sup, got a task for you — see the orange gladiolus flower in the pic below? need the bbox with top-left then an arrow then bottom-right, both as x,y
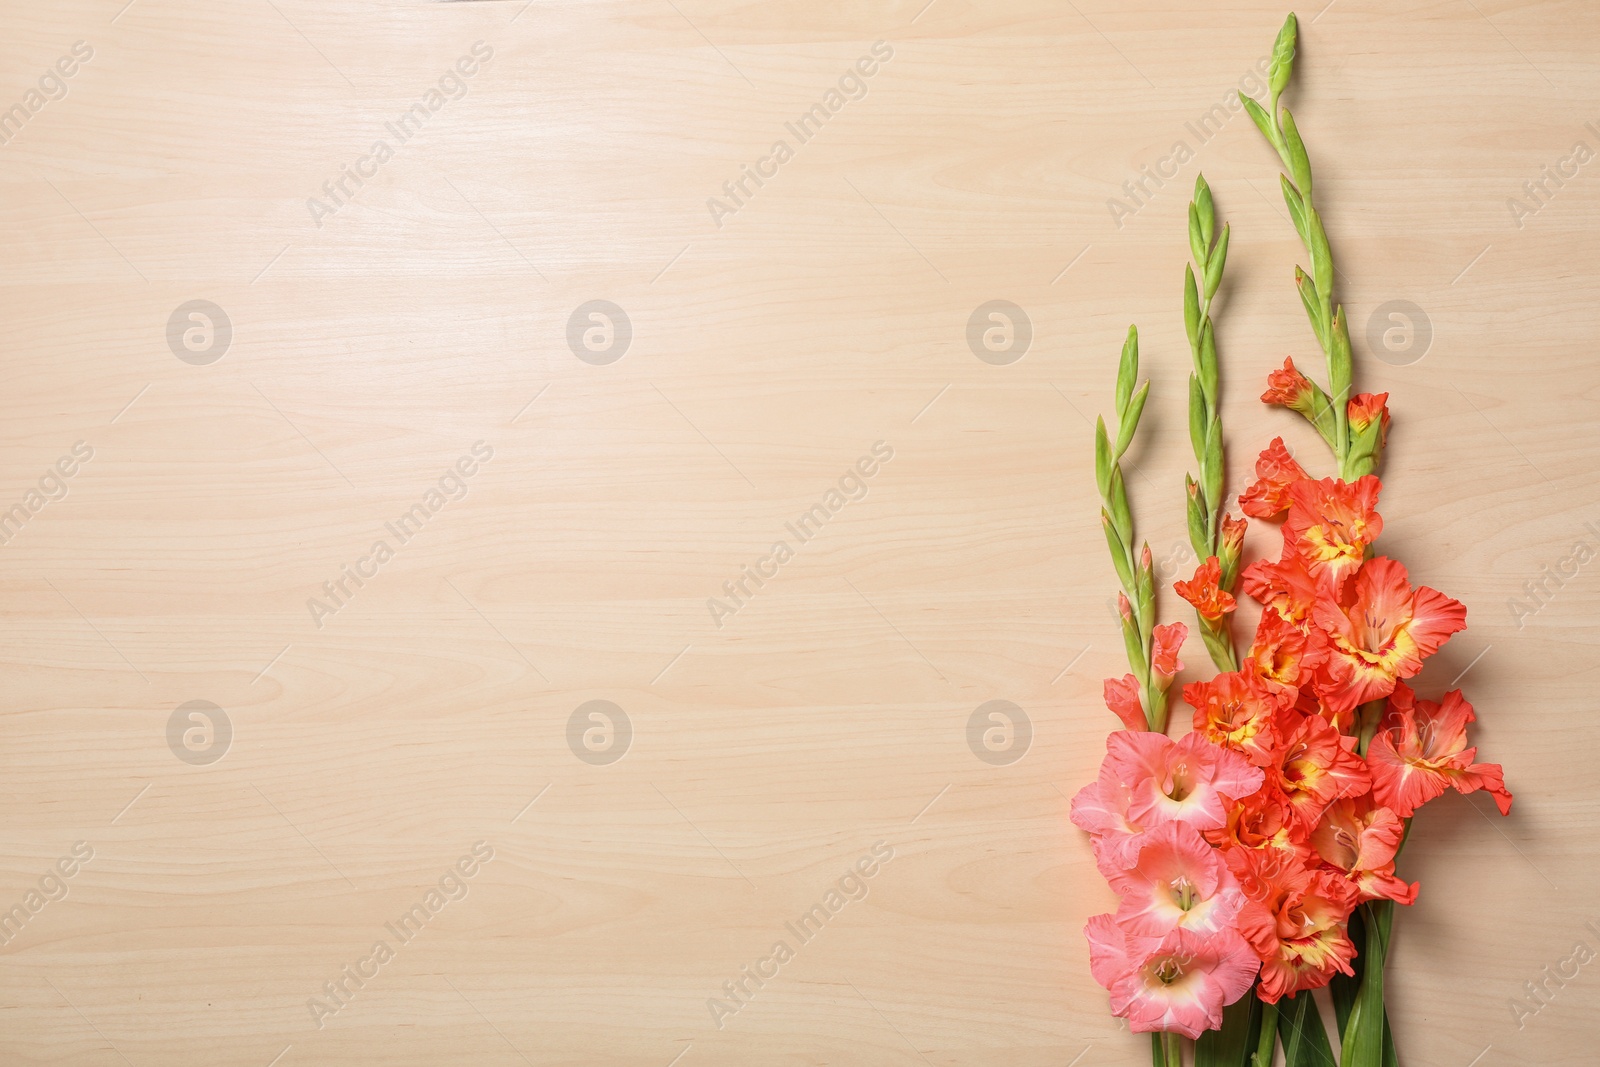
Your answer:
1310,795 -> 1418,905
1260,357 -> 1315,412
1104,674 -> 1147,733
1185,671 -> 1290,767
1263,713 -> 1371,830
1229,849 -> 1358,1003
1348,392 -> 1390,439
1282,475 -> 1383,595
1246,610 -> 1327,699
1204,787 -> 1312,867
1313,557 -> 1467,713
1239,438 -> 1309,519
1241,553 -> 1321,628
1368,684 -> 1513,817
1175,557 -> 1235,624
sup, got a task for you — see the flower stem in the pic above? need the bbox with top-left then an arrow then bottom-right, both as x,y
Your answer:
1253,1000 -> 1278,1067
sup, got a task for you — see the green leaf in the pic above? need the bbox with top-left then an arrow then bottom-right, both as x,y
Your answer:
1195,994 -> 1262,1067
1202,417 -> 1223,514
1094,416 -> 1113,499
1184,264 -> 1201,350
1280,174 -> 1308,246
1307,206 -> 1333,310
1102,510 -> 1134,591
1189,201 -> 1206,269
1119,590 -> 1146,676
1242,95 -> 1277,150
1295,265 -> 1327,348
1278,991 -> 1335,1067
1186,476 -> 1208,560
1198,320 -> 1219,409
1109,466 -> 1133,547
1204,223 -> 1230,300
1195,173 -> 1216,247
1117,325 -> 1139,415
1116,381 -> 1150,458
1342,901 -> 1394,1067
1329,306 -> 1353,405
1280,107 -> 1314,200
1188,373 -> 1206,465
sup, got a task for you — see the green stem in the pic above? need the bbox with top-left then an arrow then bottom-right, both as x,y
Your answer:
1253,1000 -> 1278,1067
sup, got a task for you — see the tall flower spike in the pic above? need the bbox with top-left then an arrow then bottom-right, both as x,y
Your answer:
1243,12 -> 1363,477
1095,325 -> 1178,732
1182,174 -> 1242,671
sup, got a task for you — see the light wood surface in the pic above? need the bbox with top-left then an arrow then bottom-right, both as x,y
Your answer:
2,0 -> 1597,1063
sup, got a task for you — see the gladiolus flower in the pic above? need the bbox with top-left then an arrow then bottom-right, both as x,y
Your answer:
1239,437 -> 1309,519
1152,622 -> 1187,689
1241,552 -> 1321,627
1103,730 -> 1266,833
1204,787 -> 1311,867
1246,610 -> 1327,699
1313,557 -> 1467,712
1263,713 -> 1371,830
1231,849 -> 1358,1003
1368,685 -> 1512,817
1282,475 -> 1383,595
1104,674 -> 1147,732
1071,731 -> 1263,876
1348,392 -> 1390,439
1184,671 -> 1290,766
1175,557 -> 1235,625
1110,822 -> 1248,938
1085,918 -> 1259,1039
1310,795 -> 1418,905
1261,357 -> 1315,413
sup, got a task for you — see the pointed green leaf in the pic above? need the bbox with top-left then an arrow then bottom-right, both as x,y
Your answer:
1242,95 -> 1277,150
1116,381 -> 1150,458
1094,416 -> 1113,499
1280,107 -> 1313,200
1184,264 -> 1201,350
1188,373 -> 1206,465
1308,206 -> 1333,309
1186,476 -> 1208,560
1189,201 -> 1206,269
1198,319 -> 1219,409
1280,173 -> 1308,245
1102,510 -> 1134,591
1203,418 -> 1224,513
1195,993 -> 1262,1067
1279,990 -> 1335,1067
1117,325 -> 1139,415
1204,223 -> 1230,299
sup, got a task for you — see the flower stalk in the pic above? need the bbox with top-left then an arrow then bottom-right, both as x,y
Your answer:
1095,326 -> 1172,732
1183,173 -> 1242,672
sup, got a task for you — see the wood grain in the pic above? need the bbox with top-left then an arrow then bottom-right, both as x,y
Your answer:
1,0 -> 1597,1063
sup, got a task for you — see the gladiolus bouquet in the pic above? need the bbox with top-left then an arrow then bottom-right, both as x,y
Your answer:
1072,14 -> 1511,1067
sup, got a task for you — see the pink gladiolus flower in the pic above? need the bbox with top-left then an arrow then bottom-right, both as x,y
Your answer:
1085,917 -> 1259,1039
1110,822 -> 1247,938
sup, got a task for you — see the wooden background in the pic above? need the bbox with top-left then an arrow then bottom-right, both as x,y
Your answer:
2,0 -> 1596,1063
